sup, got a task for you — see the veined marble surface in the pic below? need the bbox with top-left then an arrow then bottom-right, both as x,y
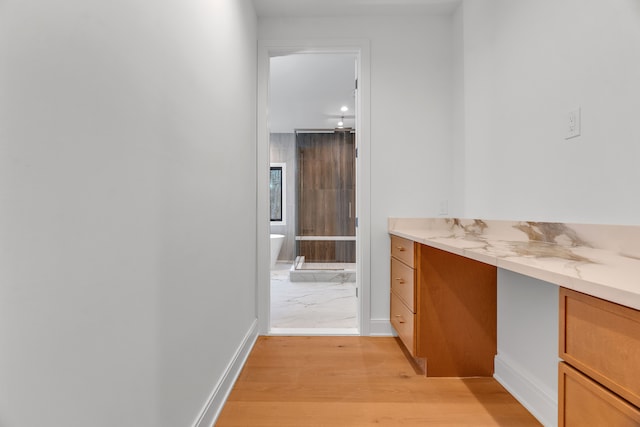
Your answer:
389,218 -> 640,310
271,263 -> 357,329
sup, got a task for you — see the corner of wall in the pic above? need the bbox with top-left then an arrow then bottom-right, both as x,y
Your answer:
369,319 -> 395,336
494,354 -> 558,427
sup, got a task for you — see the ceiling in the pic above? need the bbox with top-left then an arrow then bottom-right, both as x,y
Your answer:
269,53 -> 357,133
253,0 -> 461,17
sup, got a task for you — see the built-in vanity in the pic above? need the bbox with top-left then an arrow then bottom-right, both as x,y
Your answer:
389,218 -> 640,427
390,234 -> 497,377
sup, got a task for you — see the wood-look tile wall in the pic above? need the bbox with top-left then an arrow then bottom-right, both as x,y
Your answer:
296,132 -> 356,263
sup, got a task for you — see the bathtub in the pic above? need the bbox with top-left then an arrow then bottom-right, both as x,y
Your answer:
270,234 -> 285,269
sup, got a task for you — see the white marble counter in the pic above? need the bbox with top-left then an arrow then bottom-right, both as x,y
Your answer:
389,218 -> 640,311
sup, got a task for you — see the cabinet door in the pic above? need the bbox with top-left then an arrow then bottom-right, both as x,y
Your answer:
390,293 -> 415,356
559,362 -> 640,427
560,288 -> 640,408
390,235 -> 414,267
391,257 -> 415,311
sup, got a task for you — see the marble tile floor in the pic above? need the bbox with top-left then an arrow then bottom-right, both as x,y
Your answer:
270,262 -> 358,332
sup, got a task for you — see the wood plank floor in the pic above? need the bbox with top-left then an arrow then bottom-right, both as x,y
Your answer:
216,336 -> 542,426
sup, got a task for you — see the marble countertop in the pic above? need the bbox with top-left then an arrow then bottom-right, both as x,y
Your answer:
388,218 -> 640,310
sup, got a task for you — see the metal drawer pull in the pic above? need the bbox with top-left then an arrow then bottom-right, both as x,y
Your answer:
396,246 -> 405,251
395,315 -> 406,324
394,277 -> 405,283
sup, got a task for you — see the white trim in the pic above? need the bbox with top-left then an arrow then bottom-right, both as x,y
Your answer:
257,39 -> 372,336
269,327 -> 359,336
368,319 -> 395,336
192,319 -> 259,427
257,41 -> 272,335
494,354 -> 558,427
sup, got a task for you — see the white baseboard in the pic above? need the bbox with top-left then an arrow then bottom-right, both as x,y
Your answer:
494,354 -> 557,427
369,318 -> 395,336
192,319 -> 258,427
269,327 -> 358,336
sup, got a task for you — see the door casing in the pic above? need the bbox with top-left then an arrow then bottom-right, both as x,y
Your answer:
256,39 -> 371,335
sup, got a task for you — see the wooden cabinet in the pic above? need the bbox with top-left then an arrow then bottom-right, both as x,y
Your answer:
389,235 -> 497,377
390,235 -> 418,357
418,245 -> 497,377
559,362 -> 640,426
391,235 -> 415,267
391,257 -> 415,311
559,287 -> 640,426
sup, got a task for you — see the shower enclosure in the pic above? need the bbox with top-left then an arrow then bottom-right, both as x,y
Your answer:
292,130 -> 356,278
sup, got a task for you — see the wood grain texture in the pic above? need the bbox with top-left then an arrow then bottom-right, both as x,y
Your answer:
390,257 -> 415,311
216,336 -> 541,426
298,240 -> 355,263
390,235 -> 416,267
296,132 -> 355,262
390,236 -> 418,358
390,293 -> 416,355
418,245 -> 497,377
559,362 -> 640,427
560,287 -> 640,409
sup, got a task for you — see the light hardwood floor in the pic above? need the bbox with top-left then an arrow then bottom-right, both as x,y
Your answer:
216,336 -> 542,426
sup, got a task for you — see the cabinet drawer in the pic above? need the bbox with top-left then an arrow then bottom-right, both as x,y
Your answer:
390,257 -> 415,311
390,293 -> 415,356
560,287 -> 640,408
559,362 -> 640,427
390,235 -> 415,267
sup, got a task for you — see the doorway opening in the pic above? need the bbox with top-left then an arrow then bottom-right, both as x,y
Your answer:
257,40 -> 371,336
268,52 -> 358,334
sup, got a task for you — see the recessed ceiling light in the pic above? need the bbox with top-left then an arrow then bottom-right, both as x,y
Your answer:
340,106 -> 349,112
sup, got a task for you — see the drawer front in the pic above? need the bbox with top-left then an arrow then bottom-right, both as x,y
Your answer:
559,362 -> 640,427
560,288 -> 640,408
390,235 -> 415,267
390,293 -> 415,356
390,257 -> 415,312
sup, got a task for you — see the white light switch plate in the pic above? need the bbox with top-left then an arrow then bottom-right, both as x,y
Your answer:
439,200 -> 448,216
566,108 -> 581,139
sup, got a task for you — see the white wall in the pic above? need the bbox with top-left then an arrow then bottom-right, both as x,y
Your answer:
496,271 -> 559,426
459,0 -> 640,224
0,1 -> 257,426
451,5 -> 466,216
259,14 -> 454,325
455,3 -> 640,425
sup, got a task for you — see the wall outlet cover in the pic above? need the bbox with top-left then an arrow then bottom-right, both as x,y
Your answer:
439,200 -> 448,216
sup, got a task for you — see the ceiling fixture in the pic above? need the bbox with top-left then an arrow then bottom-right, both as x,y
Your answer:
340,106 -> 349,112
338,117 -> 344,127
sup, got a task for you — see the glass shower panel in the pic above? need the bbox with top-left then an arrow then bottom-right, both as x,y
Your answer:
295,131 -> 356,270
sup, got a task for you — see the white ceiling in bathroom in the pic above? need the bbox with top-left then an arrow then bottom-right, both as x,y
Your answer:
269,53 -> 357,133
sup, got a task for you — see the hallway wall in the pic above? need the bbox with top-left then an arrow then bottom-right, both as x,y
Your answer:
457,0 -> 640,225
0,1 -> 257,426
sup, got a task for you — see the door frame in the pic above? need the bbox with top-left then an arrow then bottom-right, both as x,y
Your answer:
256,39 -> 371,335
